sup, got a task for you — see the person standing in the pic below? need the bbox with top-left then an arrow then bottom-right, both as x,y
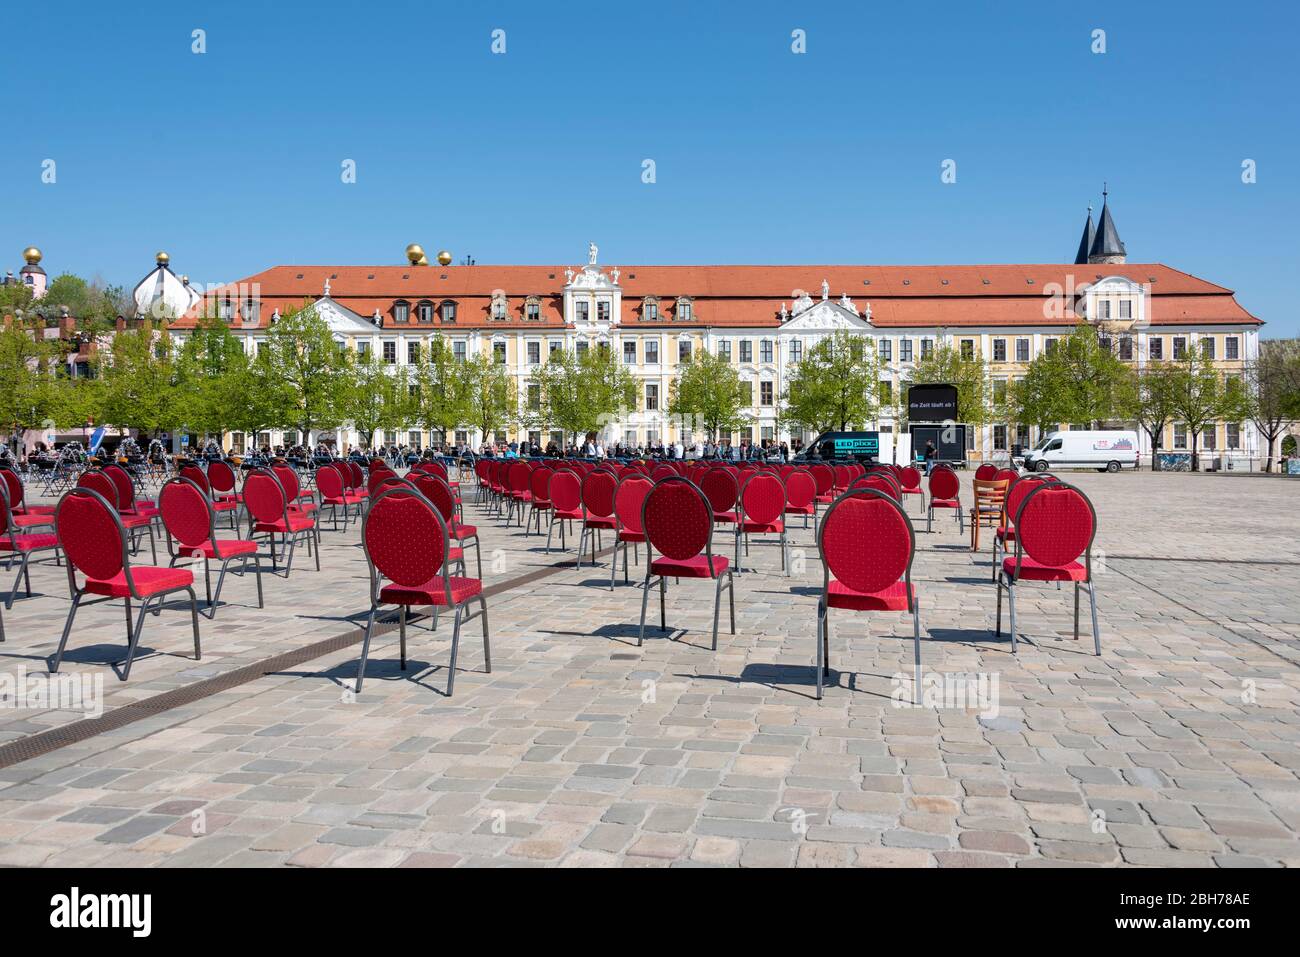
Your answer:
923,440 -> 938,475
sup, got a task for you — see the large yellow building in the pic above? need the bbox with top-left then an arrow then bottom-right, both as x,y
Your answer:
169,199 -> 1263,461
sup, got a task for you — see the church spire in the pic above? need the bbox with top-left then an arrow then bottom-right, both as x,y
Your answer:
1074,204 -> 1096,264
1088,184 -> 1126,264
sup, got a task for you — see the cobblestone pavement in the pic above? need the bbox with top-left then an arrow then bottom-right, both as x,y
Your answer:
0,471 -> 1297,868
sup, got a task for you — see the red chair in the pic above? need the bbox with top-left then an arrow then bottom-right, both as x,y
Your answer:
815,488 -> 922,700
0,468 -> 54,527
991,474 -> 1052,581
159,477 -> 263,618
650,465 -> 677,482
545,469 -> 583,553
898,465 -> 924,512
243,468 -> 319,576
410,472 -> 477,577
809,464 -> 835,509
103,463 -> 157,517
926,465 -> 963,533
576,469 -> 617,569
974,463 -> 998,481
996,482 -> 1100,655
367,465 -> 397,498
526,467 -> 552,536
51,487 -> 201,681
77,470 -> 158,563
852,472 -> 900,499
0,479 -> 60,610
831,464 -> 854,494
344,461 -> 368,500
638,477 -> 735,648
610,474 -> 653,589
208,459 -> 242,504
783,468 -> 816,528
735,472 -> 789,575
504,460 -> 532,527
272,464 -> 317,514
315,464 -> 365,531
356,486 -> 490,695
699,468 -> 739,530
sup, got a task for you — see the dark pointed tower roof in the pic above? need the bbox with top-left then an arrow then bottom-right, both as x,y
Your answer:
1074,206 -> 1095,264
1088,185 -> 1126,261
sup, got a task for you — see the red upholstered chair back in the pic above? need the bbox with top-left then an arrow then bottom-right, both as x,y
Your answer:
1004,475 -> 1049,526
316,464 -> 345,501
367,467 -> 395,496
739,473 -> 786,526
650,465 -> 677,482
243,469 -> 287,524
411,473 -> 457,524
77,470 -> 121,509
1015,483 -> 1095,569
613,475 -> 653,535
159,478 -> 215,550
208,460 -> 238,495
529,467 -> 552,506
899,465 -> 922,490
102,464 -> 136,511
809,464 -> 833,496
343,461 -> 363,490
364,488 -> 449,589
581,470 -> 617,519
928,466 -> 960,501
853,473 -> 900,499
180,464 -> 211,496
831,464 -> 853,491
0,468 -> 25,512
975,463 -> 998,481
0,480 -> 14,533
549,469 -> 582,512
369,457 -> 386,471
272,465 -> 301,501
642,478 -> 714,565
699,468 -> 739,514
994,468 -> 1019,487
56,488 -> 128,583
785,469 -> 816,509
425,460 -> 450,480
508,461 -> 531,496
819,489 -> 915,595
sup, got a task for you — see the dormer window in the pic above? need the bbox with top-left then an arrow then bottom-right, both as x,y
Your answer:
643,297 -> 659,321
490,293 -> 508,321
244,300 -> 259,324
416,300 -> 434,323
393,300 -> 410,324
676,297 -> 694,322
440,300 -> 457,323
218,298 -> 233,321
525,296 -> 541,322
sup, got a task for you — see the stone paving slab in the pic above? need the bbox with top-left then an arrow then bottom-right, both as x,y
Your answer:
0,470 -> 1297,867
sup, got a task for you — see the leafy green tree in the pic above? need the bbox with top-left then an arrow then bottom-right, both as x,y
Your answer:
174,316 -> 254,440
527,347 -> 636,448
667,350 -> 747,439
1011,324 -> 1132,430
0,320 -> 60,450
1243,339 -> 1300,472
1121,361 -> 1179,470
92,323 -> 180,437
415,336 -> 471,444
342,351 -> 414,448
258,302 -> 350,441
463,350 -> 516,444
781,330 -> 880,434
904,339 -> 990,428
0,281 -> 34,318
1168,345 -> 1251,471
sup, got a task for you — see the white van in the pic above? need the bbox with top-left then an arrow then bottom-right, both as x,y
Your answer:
1023,430 -> 1139,473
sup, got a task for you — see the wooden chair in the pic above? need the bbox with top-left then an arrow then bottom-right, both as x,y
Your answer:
970,478 -> 1010,552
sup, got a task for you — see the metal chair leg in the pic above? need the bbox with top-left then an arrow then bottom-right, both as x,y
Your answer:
1088,581 -> 1101,655
479,596 -> 491,673
637,573 -> 652,646
354,605 -> 378,693
48,592 -> 83,671
446,606 -> 463,696
399,605 -> 407,670
1007,580 -> 1017,653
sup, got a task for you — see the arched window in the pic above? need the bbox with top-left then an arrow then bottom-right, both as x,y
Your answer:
490,293 -> 508,321
416,300 -> 434,323
643,296 -> 659,321
393,300 -> 410,323
675,297 -> 694,322
524,296 -> 542,322
441,300 -> 458,324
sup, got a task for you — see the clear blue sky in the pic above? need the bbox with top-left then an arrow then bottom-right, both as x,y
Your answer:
6,1 -> 1297,333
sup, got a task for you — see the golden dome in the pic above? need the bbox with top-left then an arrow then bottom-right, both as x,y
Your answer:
436,250 -> 453,266
156,251 -> 170,265
22,247 -> 41,265
406,243 -> 426,265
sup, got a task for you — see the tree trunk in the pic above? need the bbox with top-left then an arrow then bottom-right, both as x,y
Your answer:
1191,433 -> 1200,472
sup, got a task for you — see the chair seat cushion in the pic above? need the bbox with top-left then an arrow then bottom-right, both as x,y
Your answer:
617,530 -> 646,543
1002,556 -> 1086,582
930,498 -> 960,509
650,554 -> 729,578
182,538 -> 258,559
213,499 -> 242,512
712,510 -> 737,523
12,513 -> 54,529
815,493 -> 835,504
255,514 -> 315,533
995,526 -> 1016,542
900,487 -> 923,495
0,532 -> 58,552
784,503 -> 815,515
18,505 -> 56,516
120,513 -> 155,529
84,565 -> 194,598
380,575 -> 482,607
827,579 -> 916,612
552,508 -> 583,521
739,518 -> 784,534
583,516 -> 616,529
451,523 -> 477,540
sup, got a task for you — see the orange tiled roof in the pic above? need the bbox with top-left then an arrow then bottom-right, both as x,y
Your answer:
171,262 -> 1259,330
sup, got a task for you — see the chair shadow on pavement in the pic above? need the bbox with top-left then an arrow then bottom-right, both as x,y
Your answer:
686,664 -> 900,702
274,657 -> 455,697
